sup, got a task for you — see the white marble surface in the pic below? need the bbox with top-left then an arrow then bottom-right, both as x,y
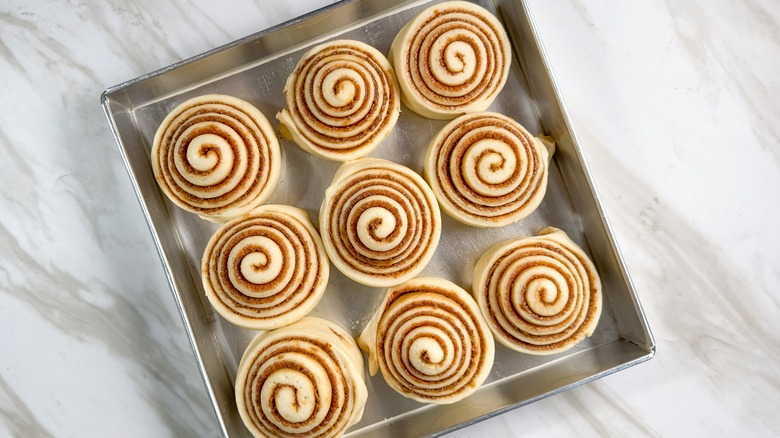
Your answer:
1,0 -> 779,436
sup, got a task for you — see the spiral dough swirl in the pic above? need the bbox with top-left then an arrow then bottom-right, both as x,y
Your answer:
277,40 -> 400,161
473,227 -> 602,355
358,277 -> 495,404
425,112 -> 551,227
236,317 -> 367,438
320,158 -> 441,288
152,94 -> 280,222
389,1 -> 511,119
202,205 -> 329,330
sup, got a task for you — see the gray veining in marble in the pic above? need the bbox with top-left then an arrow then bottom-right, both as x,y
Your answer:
665,0 -> 780,167
1,0 -> 779,436
0,376 -> 56,438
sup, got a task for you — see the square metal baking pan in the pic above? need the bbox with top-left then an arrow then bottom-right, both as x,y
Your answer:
102,0 -> 655,436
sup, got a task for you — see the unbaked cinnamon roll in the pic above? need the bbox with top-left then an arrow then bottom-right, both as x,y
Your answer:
236,317 -> 367,438
389,1 -> 511,119
424,112 -> 552,227
320,158 -> 441,287
152,94 -> 280,222
202,205 -> 328,330
358,277 -> 494,404
277,39 -> 400,161
472,227 -> 602,355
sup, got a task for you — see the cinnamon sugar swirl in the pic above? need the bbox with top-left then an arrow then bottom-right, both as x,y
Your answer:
277,40 -> 400,161
358,277 -> 495,404
320,158 -> 441,287
152,94 -> 280,222
236,317 -> 367,438
473,227 -> 602,355
389,1 -> 511,119
202,205 -> 328,330
424,112 -> 553,227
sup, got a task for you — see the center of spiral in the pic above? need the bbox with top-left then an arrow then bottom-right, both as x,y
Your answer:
187,133 -> 227,171
323,69 -> 358,108
431,34 -> 477,86
525,277 -> 564,317
536,280 -> 556,303
263,369 -> 315,424
238,237 -> 283,284
462,138 -> 518,196
177,123 -> 238,189
410,337 -> 444,375
357,206 -> 398,250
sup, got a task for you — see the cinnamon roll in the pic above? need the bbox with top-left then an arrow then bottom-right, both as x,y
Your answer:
320,158 -> 441,287
202,205 -> 329,330
424,112 -> 552,227
277,39 -> 400,161
236,317 -> 368,438
152,94 -> 280,222
358,277 -> 495,404
389,1 -> 511,119
472,227 -> 602,355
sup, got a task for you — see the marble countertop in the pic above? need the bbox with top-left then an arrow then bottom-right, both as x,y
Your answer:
2,0 -> 778,436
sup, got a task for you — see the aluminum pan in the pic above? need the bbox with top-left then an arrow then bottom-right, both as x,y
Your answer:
102,0 -> 655,436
